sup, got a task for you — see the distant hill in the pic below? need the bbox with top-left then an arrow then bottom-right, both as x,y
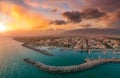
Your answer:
60,28 -> 120,36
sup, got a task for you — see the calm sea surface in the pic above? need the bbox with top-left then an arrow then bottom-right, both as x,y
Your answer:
0,37 -> 120,78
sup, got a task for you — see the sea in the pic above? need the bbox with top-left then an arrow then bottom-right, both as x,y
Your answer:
0,37 -> 120,78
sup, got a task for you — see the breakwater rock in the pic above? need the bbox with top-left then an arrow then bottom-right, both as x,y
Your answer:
22,43 -> 53,56
24,58 -> 120,73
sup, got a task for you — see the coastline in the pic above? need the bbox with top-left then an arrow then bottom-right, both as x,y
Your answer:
22,43 -> 120,55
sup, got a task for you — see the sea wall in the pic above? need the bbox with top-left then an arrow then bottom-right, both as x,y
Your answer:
24,58 -> 120,73
22,43 -> 53,56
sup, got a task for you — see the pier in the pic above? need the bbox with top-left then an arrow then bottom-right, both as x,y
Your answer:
24,58 -> 120,73
22,43 -> 53,56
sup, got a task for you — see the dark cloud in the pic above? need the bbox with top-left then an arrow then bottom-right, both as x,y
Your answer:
50,20 -> 67,25
1,0 -> 119,29
82,8 -> 106,19
51,9 -> 57,13
62,11 -> 83,23
85,0 -> 120,12
61,8 -> 105,23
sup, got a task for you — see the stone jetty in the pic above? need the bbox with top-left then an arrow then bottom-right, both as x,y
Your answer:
24,58 -> 120,73
22,43 -> 53,56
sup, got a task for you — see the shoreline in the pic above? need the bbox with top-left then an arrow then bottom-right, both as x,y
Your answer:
24,58 -> 120,73
60,47 -> 120,53
22,43 -> 120,55
22,43 -> 53,56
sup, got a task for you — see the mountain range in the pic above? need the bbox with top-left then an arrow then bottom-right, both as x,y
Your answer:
60,28 -> 120,36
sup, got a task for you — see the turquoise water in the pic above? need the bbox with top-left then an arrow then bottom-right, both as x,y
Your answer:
0,37 -> 120,78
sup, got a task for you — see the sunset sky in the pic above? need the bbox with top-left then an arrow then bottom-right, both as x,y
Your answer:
0,0 -> 120,36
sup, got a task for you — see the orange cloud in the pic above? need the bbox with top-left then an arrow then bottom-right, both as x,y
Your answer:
24,0 -> 49,9
24,0 -> 67,12
0,0 -> 119,36
101,10 -> 120,28
0,1 -> 50,31
11,5 -> 49,29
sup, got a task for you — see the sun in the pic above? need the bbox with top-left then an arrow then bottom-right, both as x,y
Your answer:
0,23 -> 7,32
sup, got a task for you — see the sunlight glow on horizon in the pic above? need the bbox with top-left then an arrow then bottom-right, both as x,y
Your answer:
0,0 -> 119,36
0,22 -> 7,32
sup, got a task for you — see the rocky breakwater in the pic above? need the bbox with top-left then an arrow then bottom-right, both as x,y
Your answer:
22,43 -> 53,56
24,58 -> 120,73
